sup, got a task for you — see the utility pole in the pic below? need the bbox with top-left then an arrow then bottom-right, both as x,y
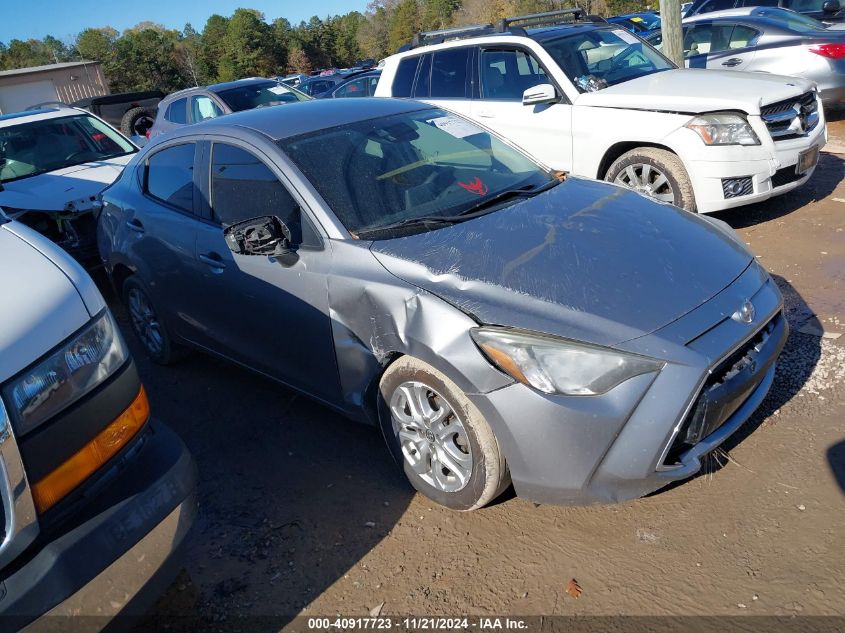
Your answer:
659,0 -> 684,67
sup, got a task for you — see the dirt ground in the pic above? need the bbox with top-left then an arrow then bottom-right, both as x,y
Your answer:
130,116 -> 845,631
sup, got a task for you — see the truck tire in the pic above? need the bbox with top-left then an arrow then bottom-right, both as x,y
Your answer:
379,356 -> 510,511
605,147 -> 697,212
121,106 -> 157,137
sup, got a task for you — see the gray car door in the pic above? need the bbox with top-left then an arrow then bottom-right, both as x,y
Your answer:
131,141 -> 208,342
703,23 -> 760,70
190,139 -> 341,403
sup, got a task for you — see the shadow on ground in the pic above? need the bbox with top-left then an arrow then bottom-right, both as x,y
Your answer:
711,152 -> 844,230
829,440 -> 845,497
111,297 -> 415,631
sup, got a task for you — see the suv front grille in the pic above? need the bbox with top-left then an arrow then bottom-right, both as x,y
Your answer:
760,91 -> 819,141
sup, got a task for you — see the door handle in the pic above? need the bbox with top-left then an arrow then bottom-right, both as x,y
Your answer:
721,58 -> 743,67
125,218 -> 145,233
476,110 -> 495,118
199,252 -> 226,271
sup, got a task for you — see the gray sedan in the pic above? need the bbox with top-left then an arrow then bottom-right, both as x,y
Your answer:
97,98 -> 787,511
647,7 -> 845,103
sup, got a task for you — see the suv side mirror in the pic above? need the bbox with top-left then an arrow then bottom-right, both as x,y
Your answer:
224,215 -> 293,257
823,0 -> 840,12
522,84 -> 558,106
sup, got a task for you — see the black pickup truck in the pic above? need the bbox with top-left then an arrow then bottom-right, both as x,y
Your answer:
72,90 -> 164,137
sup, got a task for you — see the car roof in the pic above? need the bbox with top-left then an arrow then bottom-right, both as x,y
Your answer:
207,77 -> 277,93
0,106 -> 87,128
166,97 -> 432,142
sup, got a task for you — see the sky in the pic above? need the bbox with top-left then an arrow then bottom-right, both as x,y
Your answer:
0,0 -> 370,43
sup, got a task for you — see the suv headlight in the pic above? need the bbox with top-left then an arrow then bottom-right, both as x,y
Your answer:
3,311 -> 129,435
685,113 -> 760,146
471,327 -> 663,396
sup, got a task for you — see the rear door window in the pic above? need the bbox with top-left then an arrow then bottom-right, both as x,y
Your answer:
430,48 -> 471,98
191,95 -> 223,122
146,143 -> 195,213
165,98 -> 188,124
392,56 -> 420,97
480,48 -> 548,100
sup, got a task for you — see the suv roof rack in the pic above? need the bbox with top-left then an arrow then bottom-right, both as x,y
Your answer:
403,8 -> 607,50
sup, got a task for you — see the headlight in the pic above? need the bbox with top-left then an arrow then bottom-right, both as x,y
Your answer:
3,311 -> 129,435
685,113 -> 760,146
471,327 -> 663,396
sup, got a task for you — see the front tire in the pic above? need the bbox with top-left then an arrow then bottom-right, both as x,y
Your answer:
605,147 -> 696,212
379,356 -> 510,511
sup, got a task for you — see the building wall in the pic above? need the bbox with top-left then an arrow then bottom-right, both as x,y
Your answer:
0,62 -> 109,109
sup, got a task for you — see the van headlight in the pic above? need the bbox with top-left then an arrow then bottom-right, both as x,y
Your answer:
3,311 -> 129,435
471,327 -> 663,396
685,113 -> 760,146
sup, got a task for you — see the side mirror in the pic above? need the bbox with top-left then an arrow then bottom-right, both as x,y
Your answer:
522,83 -> 558,106
224,215 -> 293,257
823,0 -> 840,12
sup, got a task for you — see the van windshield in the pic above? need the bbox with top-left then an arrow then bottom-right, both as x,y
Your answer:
543,27 -> 675,92
0,114 -> 136,184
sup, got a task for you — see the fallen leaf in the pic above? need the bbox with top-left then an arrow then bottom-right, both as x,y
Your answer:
369,601 -> 385,617
566,578 -> 582,599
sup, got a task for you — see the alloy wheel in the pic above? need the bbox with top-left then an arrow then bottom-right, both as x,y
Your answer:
614,163 -> 676,203
127,287 -> 164,356
389,381 -> 473,493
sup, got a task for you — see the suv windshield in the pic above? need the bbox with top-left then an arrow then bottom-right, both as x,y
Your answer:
214,81 -> 310,112
0,114 -> 135,184
543,27 -> 674,91
279,109 -> 555,239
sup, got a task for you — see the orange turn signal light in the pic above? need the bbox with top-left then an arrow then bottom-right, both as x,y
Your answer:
32,386 -> 150,514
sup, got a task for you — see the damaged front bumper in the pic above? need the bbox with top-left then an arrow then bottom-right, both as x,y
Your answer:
3,202 -> 101,268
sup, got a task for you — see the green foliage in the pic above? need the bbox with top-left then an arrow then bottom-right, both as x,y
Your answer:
0,0 -> 662,93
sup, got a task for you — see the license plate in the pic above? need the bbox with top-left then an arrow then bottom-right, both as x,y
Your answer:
797,146 -> 819,175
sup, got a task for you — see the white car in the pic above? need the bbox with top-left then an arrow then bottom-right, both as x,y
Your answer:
375,8 -> 827,213
0,208 -> 196,627
0,105 -> 138,267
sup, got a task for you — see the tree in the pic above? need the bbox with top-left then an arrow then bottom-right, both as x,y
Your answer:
287,47 -> 312,74
76,27 -> 118,63
174,23 -> 202,86
217,8 -> 279,81
387,0 -> 420,54
199,14 -> 229,82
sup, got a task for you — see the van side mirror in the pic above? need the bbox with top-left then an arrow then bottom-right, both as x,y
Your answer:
823,0 -> 840,12
522,83 -> 558,106
224,215 -> 293,257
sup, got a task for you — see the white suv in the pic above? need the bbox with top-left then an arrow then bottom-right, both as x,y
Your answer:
375,9 -> 827,213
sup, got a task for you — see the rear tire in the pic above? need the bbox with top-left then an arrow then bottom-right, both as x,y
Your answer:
120,106 -> 157,137
379,356 -> 510,511
123,277 -> 182,365
605,147 -> 696,212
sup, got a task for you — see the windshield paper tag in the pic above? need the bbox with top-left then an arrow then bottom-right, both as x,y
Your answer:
269,85 -> 290,95
427,116 -> 478,139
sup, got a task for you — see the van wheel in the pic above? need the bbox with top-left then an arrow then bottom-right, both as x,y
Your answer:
123,277 -> 181,365
379,356 -> 510,511
605,148 -> 696,212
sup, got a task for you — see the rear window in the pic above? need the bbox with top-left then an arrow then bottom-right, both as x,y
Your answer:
165,98 -> 187,124
431,48 -> 470,98
146,143 -> 195,213
392,56 -> 420,97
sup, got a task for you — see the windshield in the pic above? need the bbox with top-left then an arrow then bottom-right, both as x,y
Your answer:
625,14 -> 662,30
215,81 -> 310,112
543,27 -> 675,92
0,114 -> 135,184
279,109 -> 554,239
754,7 -> 828,31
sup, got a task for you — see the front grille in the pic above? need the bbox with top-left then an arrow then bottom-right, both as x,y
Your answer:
760,91 -> 819,141
771,165 -> 805,188
722,176 -> 753,199
663,314 -> 780,466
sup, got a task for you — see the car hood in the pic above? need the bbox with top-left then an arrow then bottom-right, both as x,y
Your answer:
575,69 -> 815,115
0,154 -> 133,213
0,222 -> 93,383
370,178 -> 753,348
